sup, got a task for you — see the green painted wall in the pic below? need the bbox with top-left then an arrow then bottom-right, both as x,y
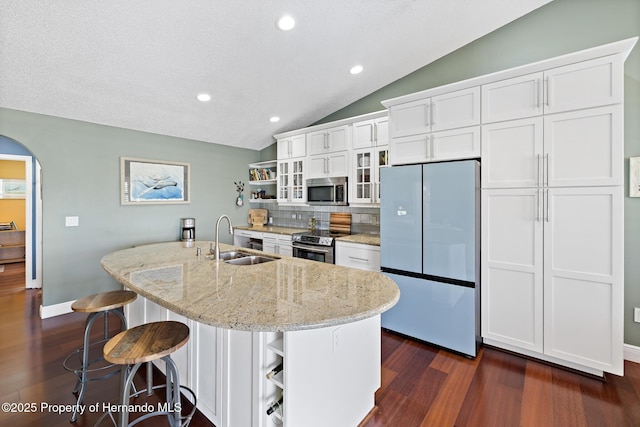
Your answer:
317,0 -> 640,347
0,108 -> 259,306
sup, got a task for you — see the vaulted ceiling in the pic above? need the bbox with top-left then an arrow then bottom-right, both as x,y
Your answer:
0,1 -> 553,150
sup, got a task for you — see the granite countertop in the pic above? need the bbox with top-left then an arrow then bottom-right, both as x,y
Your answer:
101,241 -> 398,332
335,234 -> 381,246
234,225 -> 307,235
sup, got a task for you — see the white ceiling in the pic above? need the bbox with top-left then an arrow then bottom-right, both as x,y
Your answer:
0,0 -> 553,151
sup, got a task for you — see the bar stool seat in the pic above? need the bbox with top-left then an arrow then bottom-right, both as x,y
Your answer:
63,290 -> 137,422
100,321 -> 196,427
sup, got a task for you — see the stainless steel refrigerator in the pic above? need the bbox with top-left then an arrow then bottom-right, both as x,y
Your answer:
380,160 -> 480,357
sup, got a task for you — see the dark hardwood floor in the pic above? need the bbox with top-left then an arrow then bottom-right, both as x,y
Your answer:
1,262 -> 640,426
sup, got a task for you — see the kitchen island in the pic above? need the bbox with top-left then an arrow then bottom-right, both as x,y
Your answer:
101,241 -> 399,427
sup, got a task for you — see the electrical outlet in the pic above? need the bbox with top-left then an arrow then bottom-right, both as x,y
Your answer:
65,216 -> 79,227
635,308 -> 640,323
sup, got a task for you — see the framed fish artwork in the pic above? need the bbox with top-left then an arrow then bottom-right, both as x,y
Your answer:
121,157 -> 190,205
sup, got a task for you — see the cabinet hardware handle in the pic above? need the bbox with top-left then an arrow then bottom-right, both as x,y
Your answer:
545,189 -> 550,222
349,256 -> 369,262
546,76 -> 551,107
537,154 -> 542,187
536,189 -> 540,222
373,123 -> 377,145
536,78 -> 541,109
431,102 -> 436,128
430,135 -> 435,160
545,153 -> 550,187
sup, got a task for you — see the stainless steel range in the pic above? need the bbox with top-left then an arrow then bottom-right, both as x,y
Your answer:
291,230 -> 346,264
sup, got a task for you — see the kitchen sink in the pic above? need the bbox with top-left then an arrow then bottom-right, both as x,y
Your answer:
217,250 -> 250,261
225,255 -> 278,265
212,250 -> 278,265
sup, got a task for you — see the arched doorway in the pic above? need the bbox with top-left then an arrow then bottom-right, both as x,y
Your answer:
0,135 -> 42,289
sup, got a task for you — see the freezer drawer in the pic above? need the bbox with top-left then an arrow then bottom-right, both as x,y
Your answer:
381,272 -> 478,357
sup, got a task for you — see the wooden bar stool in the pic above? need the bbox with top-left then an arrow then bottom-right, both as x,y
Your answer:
100,321 -> 197,427
63,290 -> 137,422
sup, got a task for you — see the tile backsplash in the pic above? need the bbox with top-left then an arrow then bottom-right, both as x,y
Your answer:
253,203 -> 380,235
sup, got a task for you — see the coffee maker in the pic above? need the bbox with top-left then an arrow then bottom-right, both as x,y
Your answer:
180,218 -> 195,245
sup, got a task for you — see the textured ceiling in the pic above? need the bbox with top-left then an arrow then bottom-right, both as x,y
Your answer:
0,0 -> 553,151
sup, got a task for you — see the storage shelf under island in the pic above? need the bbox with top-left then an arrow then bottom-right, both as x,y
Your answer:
101,241 -> 399,427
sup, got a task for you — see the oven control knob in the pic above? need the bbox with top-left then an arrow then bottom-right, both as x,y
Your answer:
319,237 -> 332,246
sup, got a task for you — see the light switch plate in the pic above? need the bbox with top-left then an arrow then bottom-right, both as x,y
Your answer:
65,216 -> 79,227
635,308 -> 640,323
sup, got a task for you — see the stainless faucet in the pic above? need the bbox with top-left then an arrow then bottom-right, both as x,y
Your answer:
214,214 -> 233,260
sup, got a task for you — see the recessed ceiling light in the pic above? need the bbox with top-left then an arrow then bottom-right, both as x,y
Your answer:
276,15 -> 295,31
270,116 -> 280,123
350,65 -> 364,75
196,93 -> 211,102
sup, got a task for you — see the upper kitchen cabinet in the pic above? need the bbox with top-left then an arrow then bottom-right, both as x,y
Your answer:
277,134 -> 306,159
352,115 -> 388,149
388,86 -> 480,138
384,86 -> 481,165
277,158 -> 306,204
307,151 -> 350,179
482,54 -> 624,123
307,124 -> 351,179
307,124 -> 350,155
351,145 -> 389,205
482,102 -> 622,190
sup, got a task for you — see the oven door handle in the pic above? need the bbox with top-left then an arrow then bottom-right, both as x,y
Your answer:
293,243 -> 332,254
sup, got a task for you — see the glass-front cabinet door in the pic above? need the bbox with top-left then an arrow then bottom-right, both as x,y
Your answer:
291,159 -> 305,203
353,150 -> 373,203
375,146 -> 389,203
352,147 -> 389,204
277,160 -> 289,202
278,158 -> 305,204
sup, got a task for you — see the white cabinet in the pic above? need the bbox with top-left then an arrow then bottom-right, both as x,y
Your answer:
482,106 -> 622,189
543,187 -> 623,372
307,151 -> 349,179
191,322 -> 224,425
389,86 -> 480,138
481,117 -> 544,189
482,186 -> 623,374
481,188 -> 543,353
352,115 -> 388,149
479,46 -> 628,376
263,233 -> 293,257
388,86 -> 481,165
277,134 -> 306,159
351,146 -> 389,205
481,55 -> 623,123
277,158 -> 306,204
125,294 -> 223,426
233,229 -> 264,250
335,241 -> 380,272
391,126 -> 480,165
307,124 -> 350,155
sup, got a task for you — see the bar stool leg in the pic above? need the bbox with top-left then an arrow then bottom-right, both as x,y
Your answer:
70,309 -> 127,423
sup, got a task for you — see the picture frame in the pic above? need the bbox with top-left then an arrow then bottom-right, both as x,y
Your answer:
121,157 -> 190,205
0,179 -> 27,199
631,157 -> 640,198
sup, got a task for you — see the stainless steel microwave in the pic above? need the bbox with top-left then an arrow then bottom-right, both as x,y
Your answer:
306,177 -> 348,206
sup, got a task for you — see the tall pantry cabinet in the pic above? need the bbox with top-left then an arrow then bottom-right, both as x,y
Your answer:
481,48 -> 629,375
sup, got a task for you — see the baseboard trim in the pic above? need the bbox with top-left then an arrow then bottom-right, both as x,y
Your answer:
624,343 -> 640,364
40,300 -> 73,319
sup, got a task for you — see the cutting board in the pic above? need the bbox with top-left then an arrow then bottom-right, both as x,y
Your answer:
329,213 -> 351,234
247,208 -> 268,228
